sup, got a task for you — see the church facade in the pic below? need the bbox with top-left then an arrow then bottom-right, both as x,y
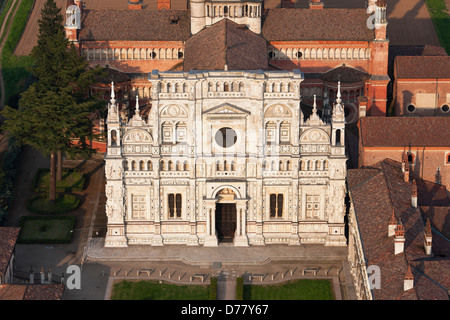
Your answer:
104,69 -> 347,247
65,0 -> 392,248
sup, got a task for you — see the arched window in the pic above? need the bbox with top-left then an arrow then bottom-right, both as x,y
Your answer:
183,161 -> 189,171
168,160 -> 174,171
147,161 -> 153,171
160,160 -> 165,171
110,130 -> 117,146
407,153 -> 414,165
131,161 -> 136,171
139,160 -> 144,171
336,129 -> 341,146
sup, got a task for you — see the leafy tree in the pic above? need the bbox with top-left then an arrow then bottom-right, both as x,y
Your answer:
1,0 -> 104,203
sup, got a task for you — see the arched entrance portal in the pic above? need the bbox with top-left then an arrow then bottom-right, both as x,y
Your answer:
215,188 -> 236,243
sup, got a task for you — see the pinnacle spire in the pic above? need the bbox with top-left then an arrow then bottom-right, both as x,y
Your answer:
135,94 -> 139,113
313,94 -> 317,115
110,81 -> 116,104
336,81 -> 342,104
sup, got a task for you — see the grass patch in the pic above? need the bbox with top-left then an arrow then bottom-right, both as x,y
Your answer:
33,168 -> 86,192
110,280 -> 211,300
243,279 -> 334,300
425,0 -> 450,54
17,215 -> 75,244
27,193 -> 80,215
1,0 -> 35,105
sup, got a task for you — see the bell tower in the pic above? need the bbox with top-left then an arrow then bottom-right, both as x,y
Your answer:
190,0 -> 263,35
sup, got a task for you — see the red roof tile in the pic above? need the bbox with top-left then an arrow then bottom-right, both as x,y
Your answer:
262,8 -> 374,41
0,227 -> 20,277
348,159 -> 449,300
184,19 -> 268,71
79,9 -> 191,41
394,56 -> 450,79
359,117 -> 450,148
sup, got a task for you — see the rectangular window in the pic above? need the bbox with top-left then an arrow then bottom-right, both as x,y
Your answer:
132,194 -> 146,219
306,195 -> 320,219
168,193 -> 182,218
270,194 -> 283,218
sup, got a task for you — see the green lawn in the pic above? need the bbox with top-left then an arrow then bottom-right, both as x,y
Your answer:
34,169 -> 85,192
18,216 -> 75,243
110,280 -> 211,300
1,0 -> 35,106
425,0 -> 450,54
243,279 -> 334,300
27,193 -> 80,215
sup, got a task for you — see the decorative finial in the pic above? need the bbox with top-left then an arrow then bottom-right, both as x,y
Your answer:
313,95 -> 317,114
336,81 -> 342,104
111,81 -> 116,100
135,95 -> 139,113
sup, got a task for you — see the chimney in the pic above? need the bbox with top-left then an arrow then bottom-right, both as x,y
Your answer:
411,179 -> 418,208
401,151 -> 407,173
424,218 -> 432,255
404,166 -> 410,182
403,264 -> 414,291
394,219 -> 405,255
358,96 -> 368,118
388,208 -> 396,237
309,0 -> 324,9
128,0 -> 143,10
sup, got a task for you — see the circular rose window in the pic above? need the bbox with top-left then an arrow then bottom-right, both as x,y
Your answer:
215,127 -> 237,148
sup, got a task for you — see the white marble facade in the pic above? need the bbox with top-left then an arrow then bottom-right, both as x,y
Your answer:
104,69 -> 347,247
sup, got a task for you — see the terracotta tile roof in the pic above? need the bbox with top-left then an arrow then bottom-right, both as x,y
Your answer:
415,178 -> 450,207
23,284 -> 65,300
421,45 -> 448,57
359,117 -> 450,147
262,8 -> 374,41
420,206 -> 450,240
184,19 -> 268,71
321,65 -> 370,84
0,284 -> 64,300
348,159 -> 449,300
0,284 -> 27,300
0,227 -> 20,277
79,9 -> 190,41
394,56 -> 450,79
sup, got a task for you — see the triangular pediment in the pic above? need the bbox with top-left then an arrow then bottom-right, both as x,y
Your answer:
203,103 -> 250,115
